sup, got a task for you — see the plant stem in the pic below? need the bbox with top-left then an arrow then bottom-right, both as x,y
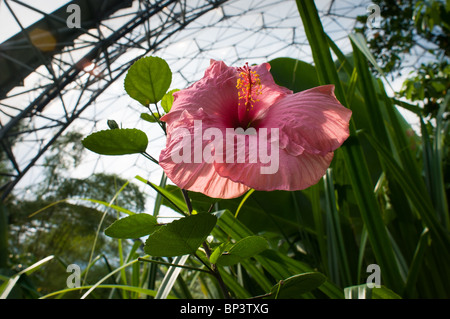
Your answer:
146,103 -> 166,134
143,180 -> 186,216
138,257 -> 210,273
181,189 -> 193,215
202,241 -> 231,299
141,151 -> 159,165
181,188 -> 231,299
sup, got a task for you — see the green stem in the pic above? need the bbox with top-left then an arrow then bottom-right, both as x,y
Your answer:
181,189 -> 193,216
144,181 -> 185,216
181,188 -> 231,299
141,151 -> 159,165
202,242 -> 231,299
138,257 -> 210,273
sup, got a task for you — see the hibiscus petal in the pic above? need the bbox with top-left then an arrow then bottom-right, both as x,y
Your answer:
257,85 -> 352,156
214,134 -> 334,191
159,119 -> 250,199
162,62 -> 238,129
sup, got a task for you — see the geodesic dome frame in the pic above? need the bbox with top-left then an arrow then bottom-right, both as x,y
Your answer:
0,0 -> 389,201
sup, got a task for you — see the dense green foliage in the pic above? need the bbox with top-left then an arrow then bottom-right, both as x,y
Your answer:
356,0 -> 449,120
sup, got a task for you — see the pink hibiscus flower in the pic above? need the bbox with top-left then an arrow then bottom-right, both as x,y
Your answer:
159,60 -> 352,199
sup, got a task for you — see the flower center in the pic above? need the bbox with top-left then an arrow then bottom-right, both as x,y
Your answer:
236,63 -> 262,111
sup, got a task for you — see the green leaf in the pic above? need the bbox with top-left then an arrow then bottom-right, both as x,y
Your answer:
153,173 -> 168,217
218,266 -> 252,298
217,190 -> 309,235
216,236 -> 268,266
124,56 -> 172,105
141,112 -> 161,123
162,185 -> 221,213
40,284 -> 172,299
214,210 -> 344,299
155,255 -> 189,299
1,255 -> 54,299
294,0 -> 345,99
372,286 -> 402,299
344,284 -> 402,299
144,213 -> 217,257
295,0 -> 404,293
349,33 -> 385,77
135,176 -> 188,215
421,100 -> 450,229
268,57 -> 319,93
80,198 -> 136,216
82,128 -> 148,155
161,89 -> 180,113
210,242 -> 232,265
105,214 -> 158,239
323,169 -> 352,287
364,131 -> 450,251
268,272 -> 326,299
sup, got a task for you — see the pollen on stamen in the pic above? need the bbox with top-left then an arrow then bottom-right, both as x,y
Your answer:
236,63 -> 262,110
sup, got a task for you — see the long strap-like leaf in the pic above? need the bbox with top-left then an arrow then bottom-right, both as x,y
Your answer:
295,0 -> 403,293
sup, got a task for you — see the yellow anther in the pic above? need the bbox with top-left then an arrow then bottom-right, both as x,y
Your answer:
236,63 -> 262,110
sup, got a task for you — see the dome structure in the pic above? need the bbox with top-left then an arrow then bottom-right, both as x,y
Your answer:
0,0 -> 409,201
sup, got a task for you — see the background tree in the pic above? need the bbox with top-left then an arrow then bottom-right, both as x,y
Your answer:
356,0 -> 449,119
356,0 -> 449,213
1,129 -> 147,298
